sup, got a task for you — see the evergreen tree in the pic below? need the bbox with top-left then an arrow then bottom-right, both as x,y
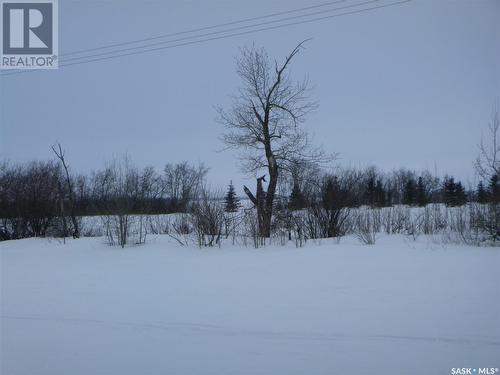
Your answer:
443,176 -> 457,206
455,181 -> 467,206
365,176 -> 376,207
476,181 -> 488,204
416,177 -> 427,207
489,174 -> 499,204
322,177 -> 336,210
443,177 -> 467,206
403,178 -> 417,206
289,181 -> 306,210
375,179 -> 386,207
224,181 -> 240,212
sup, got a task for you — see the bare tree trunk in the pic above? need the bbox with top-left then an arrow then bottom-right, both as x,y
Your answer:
264,157 -> 278,237
52,143 -> 80,238
244,175 -> 273,237
58,181 -> 68,242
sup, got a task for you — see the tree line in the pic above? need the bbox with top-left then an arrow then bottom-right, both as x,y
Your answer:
283,166 -> 497,211
0,152 -> 494,241
0,156 -> 207,240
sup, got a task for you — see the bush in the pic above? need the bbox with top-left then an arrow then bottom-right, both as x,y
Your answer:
354,209 -> 377,245
189,189 -> 225,247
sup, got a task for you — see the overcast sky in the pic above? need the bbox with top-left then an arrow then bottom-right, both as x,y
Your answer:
1,0 -> 499,189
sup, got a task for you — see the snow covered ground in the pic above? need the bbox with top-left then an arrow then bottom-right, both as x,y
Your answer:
1,235 -> 499,375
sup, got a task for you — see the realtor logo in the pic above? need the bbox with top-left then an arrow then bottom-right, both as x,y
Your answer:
1,0 -> 58,69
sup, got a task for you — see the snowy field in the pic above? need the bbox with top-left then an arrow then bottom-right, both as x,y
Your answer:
1,235 -> 499,375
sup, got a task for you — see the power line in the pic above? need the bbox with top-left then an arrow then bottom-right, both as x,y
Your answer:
62,0 -> 350,57
0,0 -> 412,77
61,0 -> 412,66
61,0 -> 382,64
1,0 -> 410,76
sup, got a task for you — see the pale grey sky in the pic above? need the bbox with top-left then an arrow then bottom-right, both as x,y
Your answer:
1,0 -> 499,189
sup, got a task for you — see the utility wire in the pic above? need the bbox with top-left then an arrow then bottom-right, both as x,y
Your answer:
62,0 -> 350,57
0,0 -> 412,77
61,0 -> 381,63
61,0 -> 411,66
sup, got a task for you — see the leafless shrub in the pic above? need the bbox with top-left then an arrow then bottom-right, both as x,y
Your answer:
189,189 -> 225,247
171,214 -> 191,235
473,203 -> 500,243
94,157 -> 148,248
147,215 -> 170,235
354,209 -> 377,245
303,171 -> 357,239
242,208 -> 265,248
290,211 -> 307,247
272,200 -> 295,246
381,206 -> 411,234
449,203 -> 499,246
80,219 -> 102,237
102,215 -> 147,247
223,210 -> 245,245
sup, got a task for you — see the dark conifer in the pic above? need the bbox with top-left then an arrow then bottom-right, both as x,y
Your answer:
375,180 -> 386,207
489,174 -> 500,204
477,181 -> 488,204
289,181 -> 306,210
224,181 -> 240,212
416,177 -> 427,207
403,178 -> 417,206
455,181 -> 467,206
366,176 -> 376,207
443,176 -> 457,207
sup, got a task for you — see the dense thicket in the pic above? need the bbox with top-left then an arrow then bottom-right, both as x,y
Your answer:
0,160 -> 206,240
279,166 -> 477,209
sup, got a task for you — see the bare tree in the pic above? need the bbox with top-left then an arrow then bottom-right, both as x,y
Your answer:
474,107 -> 500,243
51,143 -> 80,238
475,107 -> 500,179
218,41 -> 328,237
163,162 -> 208,210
